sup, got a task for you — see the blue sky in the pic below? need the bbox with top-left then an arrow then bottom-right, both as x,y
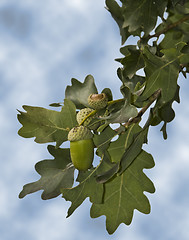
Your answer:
0,1 -> 189,239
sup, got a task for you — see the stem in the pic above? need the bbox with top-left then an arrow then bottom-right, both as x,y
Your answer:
107,98 -> 125,106
79,99 -> 124,126
79,109 -> 97,126
80,90 -> 161,129
147,15 -> 189,40
123,89 -> 161,128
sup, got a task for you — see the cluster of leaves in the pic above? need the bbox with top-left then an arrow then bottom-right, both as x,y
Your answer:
17,0 -> 189,235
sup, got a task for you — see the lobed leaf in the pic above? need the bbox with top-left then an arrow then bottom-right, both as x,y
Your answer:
122,0 -> 167,35
65,75 -> 98,109
93,125 -> 116,156
17,99 -> 77,147
90,150 -> 155,234
150,84 -> 180,139
118,46 -> 145,79
101,88 -> 113,101
19,145 -> 75,200
98,124 -> 149,182
138,47 -> 180,104
105,0 -> 130,44
103,99 -> 138,124
62,164 -> 104,217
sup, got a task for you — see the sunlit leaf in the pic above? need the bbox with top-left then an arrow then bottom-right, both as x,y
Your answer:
90,150 -> 155,234
17,99 -> 77,147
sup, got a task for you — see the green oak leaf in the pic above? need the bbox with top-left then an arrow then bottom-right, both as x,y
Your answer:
169,0 -> 186,7
121,74 -> 145,96
102,88 -> 113,101
122,0 -> 167,35
19,145 -> 75,200
175,1 -> 189,13
119,47 -> 145,79
62,163 -> 105,217
90,150 -> 155,234
117,67 -> 145,99
160,122 -> 168,140
96,162 -> 120,184
105,0 -> 130,44
17,99 -> 77,147
119,126 -> 149,174
138,47 -> 180,104
65,75 -> 98,109
97,124 -> 149,182
49,102 -> 63,107
107,126 -> 141,164
151,84 -> 180,139
104,100 -> 138,124
159,30 -> 186,49
159,102 -> 175,123
93,126 -> 116,156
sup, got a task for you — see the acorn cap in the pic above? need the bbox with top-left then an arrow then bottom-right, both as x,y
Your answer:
68,126 -> 93,142
88,93 -> 108,109
76,108 -> 94,126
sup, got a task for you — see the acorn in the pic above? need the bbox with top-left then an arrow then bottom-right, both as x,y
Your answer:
76,108 -> 94,126
88,93 -> 108,110
76,108 -> 99,130
68,126 -> 94,171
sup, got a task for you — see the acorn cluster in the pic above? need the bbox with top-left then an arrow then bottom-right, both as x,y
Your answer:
68,93 -> 108,171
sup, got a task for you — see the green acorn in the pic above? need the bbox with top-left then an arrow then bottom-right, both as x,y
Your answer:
88,93 -> 108,110
76,108 -> 94,126
76,108 -> 99,130
68,126 -> 94,171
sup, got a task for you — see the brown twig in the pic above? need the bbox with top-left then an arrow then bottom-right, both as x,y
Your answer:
123,89 -> 161,128
147,15 -> 189,40
81,89 -> 161,133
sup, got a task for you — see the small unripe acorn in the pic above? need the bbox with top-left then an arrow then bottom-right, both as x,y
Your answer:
76,108 -> 99,130
88,93 -> 108,110
76,108 -> 94,126
68,126 -> 94,171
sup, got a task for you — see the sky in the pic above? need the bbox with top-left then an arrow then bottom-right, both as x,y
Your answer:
0,1 -> 189,240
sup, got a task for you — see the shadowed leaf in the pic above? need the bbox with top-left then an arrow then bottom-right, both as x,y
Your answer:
138,47 -> 180,104
122,0 -> 167,35
62,164 -> 104,217
102,99 -> 138,123
65,75 -> 98,109
19,145 -> 75,200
